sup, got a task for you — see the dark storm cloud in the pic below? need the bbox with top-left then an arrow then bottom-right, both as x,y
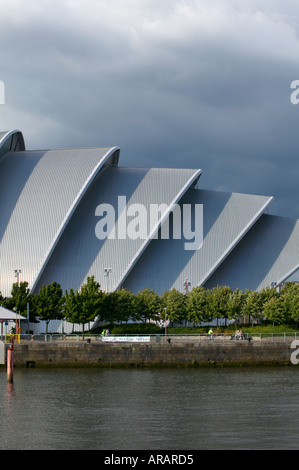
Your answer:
0,0 -> 299,221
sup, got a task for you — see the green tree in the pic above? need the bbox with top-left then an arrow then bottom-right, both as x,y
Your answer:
64,276 -> 103,335
64,288 -> 78,330
242,289 -> 265,324
280,283 -> 299,326
0,290 -> 4,304
263,296 -> 286,327
186,286 -> 211,325
5,281 -> 36,320
135,288 -> 161,323
209,286 -> 232,326
162,289 -> 187,324
227,288 -> 244,321
102,289 -> 136,324
259,286 -> 278,321
115,289 -> 137,323
34,282 -> 65,334
289,287 -> 299,326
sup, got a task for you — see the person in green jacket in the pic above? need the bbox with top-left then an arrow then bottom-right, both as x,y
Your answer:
208,328 -> 213,340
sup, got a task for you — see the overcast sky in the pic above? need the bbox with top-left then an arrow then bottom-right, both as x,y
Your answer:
0,0 -> 299,221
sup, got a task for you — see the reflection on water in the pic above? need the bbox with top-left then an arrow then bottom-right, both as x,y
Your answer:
6,382 -> 15,398
1,367 -> 299,450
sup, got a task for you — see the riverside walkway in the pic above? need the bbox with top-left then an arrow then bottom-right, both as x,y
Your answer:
2,332 -> 297,344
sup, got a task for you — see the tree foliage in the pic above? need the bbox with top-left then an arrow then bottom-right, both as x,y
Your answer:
186,286 -> 210,325
64,276 -> 103,334
162,289 -> 187,324
2,275 -> 299,331
4,281 -> 37,321
34,282 -> 64,333
134,288 -> 161,323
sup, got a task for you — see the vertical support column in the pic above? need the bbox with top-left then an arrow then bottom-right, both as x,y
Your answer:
7,346 -> 14,383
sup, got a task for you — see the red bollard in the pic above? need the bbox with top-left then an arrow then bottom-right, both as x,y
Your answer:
7,347 -> 14,383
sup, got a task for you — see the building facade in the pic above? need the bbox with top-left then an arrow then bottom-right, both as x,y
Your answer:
0,129 -> 298,302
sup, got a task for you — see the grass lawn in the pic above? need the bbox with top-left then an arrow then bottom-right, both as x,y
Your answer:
93,323 -> 299,335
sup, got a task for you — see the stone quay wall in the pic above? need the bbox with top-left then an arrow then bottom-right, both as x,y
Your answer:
7,338 -> 298,367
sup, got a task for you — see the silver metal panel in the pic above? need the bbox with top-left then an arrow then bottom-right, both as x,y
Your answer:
122,188 -> 273,294
0,130 -> 22,144
204,214 -> 299,291
0,146 -> 119,297
0,129 -> 25,159
34,166 -> 201,294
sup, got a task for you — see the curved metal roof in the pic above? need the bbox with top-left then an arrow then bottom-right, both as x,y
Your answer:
0,129 -> 298,299
0,144 -> 119,296
33,166 -> 202,294
0,129 -> 25,146
122,188 -> 274,294
0,129 -> 25,159
204,214 -> 299,291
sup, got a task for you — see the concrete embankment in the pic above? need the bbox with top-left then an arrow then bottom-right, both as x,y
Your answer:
6,339 -> 298,367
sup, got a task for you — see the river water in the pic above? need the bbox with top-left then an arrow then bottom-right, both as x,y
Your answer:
1,366 -> 299,450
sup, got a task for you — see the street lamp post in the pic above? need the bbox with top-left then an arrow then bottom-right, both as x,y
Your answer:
184,277 -> 191,294
104,267 -> 112,292
271,281 -> 279,293
14,269 -> 22,286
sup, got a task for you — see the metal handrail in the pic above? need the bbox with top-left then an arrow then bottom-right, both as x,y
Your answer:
0,331 -> 297,343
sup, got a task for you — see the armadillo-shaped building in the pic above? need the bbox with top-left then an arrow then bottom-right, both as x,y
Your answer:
0,129 -> 298,298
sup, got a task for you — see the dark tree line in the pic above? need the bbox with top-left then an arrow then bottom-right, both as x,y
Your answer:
1,277 -> 299,331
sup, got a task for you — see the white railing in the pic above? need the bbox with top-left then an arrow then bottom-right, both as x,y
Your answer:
1,332 -> 297,343
160,332 -> 298,343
